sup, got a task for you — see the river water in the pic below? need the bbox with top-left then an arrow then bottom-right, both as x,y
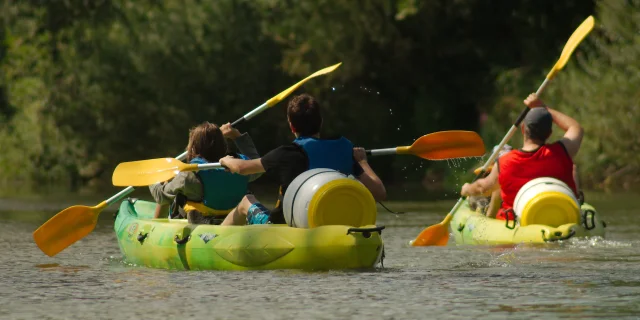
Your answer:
1,192 -> 639,319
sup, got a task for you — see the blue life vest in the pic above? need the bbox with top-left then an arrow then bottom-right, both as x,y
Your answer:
293,136 -> 354,175
191,156 -> 249,211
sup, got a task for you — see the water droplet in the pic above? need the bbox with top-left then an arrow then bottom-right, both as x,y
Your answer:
377,92 -> 380,95
332,87 -> 335,91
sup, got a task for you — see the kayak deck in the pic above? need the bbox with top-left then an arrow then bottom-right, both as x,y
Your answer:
114,199 -> 384,270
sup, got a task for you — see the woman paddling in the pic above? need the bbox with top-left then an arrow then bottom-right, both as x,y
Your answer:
149,122 -> 265,224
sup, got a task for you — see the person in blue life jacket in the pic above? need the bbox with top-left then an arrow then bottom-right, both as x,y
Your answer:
220,94 -> 386,225
149,121 -> 263,225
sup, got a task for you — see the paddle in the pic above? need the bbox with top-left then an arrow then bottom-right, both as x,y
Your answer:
112,158 -> 223,187
366,131 -> 486,160
410,16 -> 595,247
112,131 -> 486,187
33,62 -> 342,257
231,62 -> 342,126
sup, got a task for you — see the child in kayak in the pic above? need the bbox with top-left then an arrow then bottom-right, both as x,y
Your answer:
149,122 -> 263,224
219,94 -> 386,225
461,93 -> 584,220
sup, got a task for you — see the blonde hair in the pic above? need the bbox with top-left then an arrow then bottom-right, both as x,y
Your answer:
186,122 -> 227,162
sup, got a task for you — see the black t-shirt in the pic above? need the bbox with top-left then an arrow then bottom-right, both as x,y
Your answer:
260,143 -> 364,223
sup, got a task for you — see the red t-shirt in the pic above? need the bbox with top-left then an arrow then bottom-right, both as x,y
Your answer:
497,142 -> 577,212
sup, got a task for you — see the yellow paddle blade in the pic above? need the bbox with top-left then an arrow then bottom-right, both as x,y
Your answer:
265,62 -> 342,107
410,222 -> 449,247
112,158 -> 195,187
547,16 -> 595,79
33,201 -> 107,257
398,130 -> 486,160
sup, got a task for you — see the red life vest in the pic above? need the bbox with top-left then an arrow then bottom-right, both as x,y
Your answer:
497,142 -> 577,219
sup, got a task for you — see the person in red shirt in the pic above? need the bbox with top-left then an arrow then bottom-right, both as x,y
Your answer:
461,93 -> 584,220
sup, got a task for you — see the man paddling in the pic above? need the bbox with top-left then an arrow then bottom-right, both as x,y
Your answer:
220,94 -> 386,225
461,93 -> 584,220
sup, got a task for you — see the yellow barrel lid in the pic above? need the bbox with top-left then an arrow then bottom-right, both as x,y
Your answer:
519,191 -> 580,227
307,178 -> 376,228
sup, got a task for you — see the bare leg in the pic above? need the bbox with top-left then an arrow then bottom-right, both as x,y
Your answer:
486,189 -> 501,219
573,164 -> 581,192
221,194 -> 259,226
154,204 -> 170,219
573,164 -> 585,203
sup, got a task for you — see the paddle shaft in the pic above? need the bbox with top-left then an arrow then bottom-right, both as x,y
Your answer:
105,62 -> 342,206
230,102 -> 268,127
105,67 -> 324,201
366,148 -> 397,156
447,78 -> 552,216
231,62 -> 342,127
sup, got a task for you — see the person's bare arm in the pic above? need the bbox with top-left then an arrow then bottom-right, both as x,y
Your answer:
548,107 -> 583,159
523,93 -> 583,158
220,157 -> 265,176
353,148 -> 386,201
461,167 -> 499,197
221,122 -> 263,182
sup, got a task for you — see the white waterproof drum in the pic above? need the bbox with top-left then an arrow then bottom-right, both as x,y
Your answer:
283,168 -> 376,228
513,177 -> 580,227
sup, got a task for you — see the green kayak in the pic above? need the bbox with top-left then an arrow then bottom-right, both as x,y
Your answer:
114,199 -> 384,270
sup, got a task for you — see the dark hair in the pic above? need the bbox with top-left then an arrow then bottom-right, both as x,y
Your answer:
186,122 -> 227,162
287,94 -> 322,136
523,126 -> 551,144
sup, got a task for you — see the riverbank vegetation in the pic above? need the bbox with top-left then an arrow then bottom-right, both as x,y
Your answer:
0,0 -> 637,193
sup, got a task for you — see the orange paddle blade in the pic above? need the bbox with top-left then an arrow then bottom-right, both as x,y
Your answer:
410,222 -> 450,247
399,130 -> 485,160
33,202 -> 106,257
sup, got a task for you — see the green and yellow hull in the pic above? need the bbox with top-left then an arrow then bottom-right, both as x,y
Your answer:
114,199 -> 384,270
450,200 -> 606,245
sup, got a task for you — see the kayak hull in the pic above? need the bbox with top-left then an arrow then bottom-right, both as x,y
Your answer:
114,199 -> 384,270
450,200 -> 605,245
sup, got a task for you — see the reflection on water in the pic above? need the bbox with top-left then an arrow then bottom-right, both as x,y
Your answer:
1,192 -> 639,319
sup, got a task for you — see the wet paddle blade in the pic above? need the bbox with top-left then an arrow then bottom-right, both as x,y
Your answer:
411,223 -> 449,247
112,158 -> 190,186
403,131 -> 486,160
33,203 -> 106,257
266,63 -> 342,107
547,16 -> 594,79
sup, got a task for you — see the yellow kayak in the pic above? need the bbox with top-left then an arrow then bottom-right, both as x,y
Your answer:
114,199 -> 384,270
450,199 -> 606,245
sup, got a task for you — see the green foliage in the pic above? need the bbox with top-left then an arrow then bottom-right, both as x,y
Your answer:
0,4 -> 81,188
549,0 -> 640,190
2,0 -> 635,192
